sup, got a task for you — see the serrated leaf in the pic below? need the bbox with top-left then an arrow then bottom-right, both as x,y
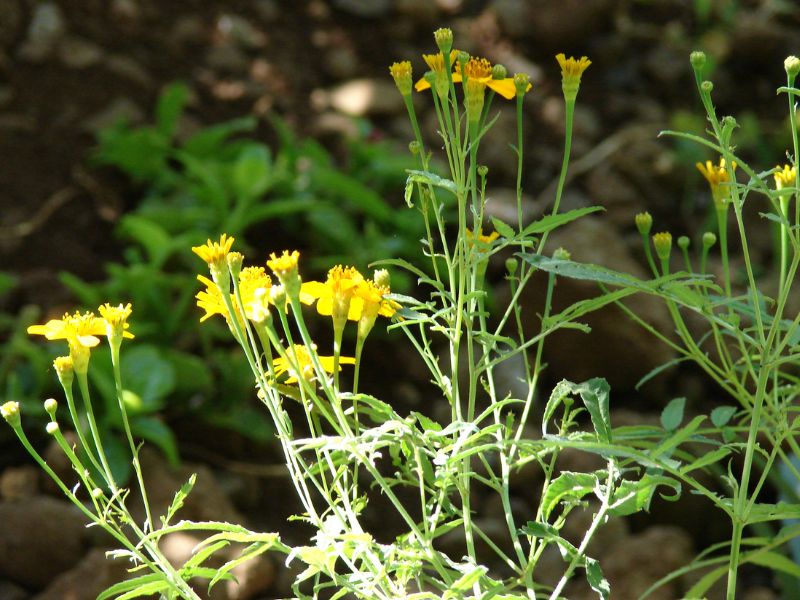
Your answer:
490,217 -> 515,238
660,397 -> 686,431
541,472 -> 599,519
519,206 -> 604,237
97,574 -> 166,600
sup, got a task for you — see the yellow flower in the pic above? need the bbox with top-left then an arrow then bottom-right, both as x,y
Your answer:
302,265 -> 364,326
192,234 -> 235,267
556,53 -> 592,79
352,279 -> 399,341
415,53 -> 526,100
774,164 -> 797,190
196,267 -> 275,324
272,344 -> 355,385
389,61 -> 413,96
465,228 -> 500,250
267,250 -> 302,299
28,311 -> 109,348
98,303 -> 134,342
556,53 -> 591,101
414,50 -> 459,93
1,401 -> 20,428
28,311 -> 124,374
697,158 -> 736,209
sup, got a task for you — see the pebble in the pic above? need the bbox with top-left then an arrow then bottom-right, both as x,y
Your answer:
215,14 -> 266,50
0,496 -> 89,589
33,549 -> 129,600
81,97 -> 146,133
104,54 -> 154,88
58,36 -> 104,69
317,78 -> 404,117
0,465 -> 39,500
332,0 -> 392,18
17,2 -> 66,63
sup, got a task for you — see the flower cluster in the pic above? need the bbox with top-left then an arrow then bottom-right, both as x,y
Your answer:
192,235 -> 398,388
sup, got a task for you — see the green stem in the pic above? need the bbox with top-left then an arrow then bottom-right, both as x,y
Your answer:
76,370 -> 116,489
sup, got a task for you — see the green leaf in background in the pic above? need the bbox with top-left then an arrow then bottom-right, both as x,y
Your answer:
232,144 -> 272,200
117,215 -> 175,267
711,405 -> 737,428
155,82 -> 189,139
120,345 -> 176,413
660,397 -> 686,432
131,415 -> 180,466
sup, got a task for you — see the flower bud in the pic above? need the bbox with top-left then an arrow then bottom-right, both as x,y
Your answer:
677,236 -> 690,251
513,73 -> 531,97
652,232 -> 673,262
1,401 -> 21,428
433,28 -> 453,55
270,284 -> 286,307
477,165 -> 488,178
226,251 -> 244,279
91,488 -> 104,499
46,421 -> 59,435
785,56 -> 800,79
505,257 -> 518,275
409,140 -> 421,155
491,64 -> 507,80
635,211 -> 653,236
553,247 -> 571,261
44,398 -> 58,417
389,61 -> 413,96
701,80 -> 713,94
690,51 -> 706,71
457,51 -> 470,68
702,231 -> 717,249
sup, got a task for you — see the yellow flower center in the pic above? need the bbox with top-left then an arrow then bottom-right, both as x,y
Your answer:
461,57 -> 492,80
267,250 -> 300,277
556,54 -> 592,79
774,164 -> 797,190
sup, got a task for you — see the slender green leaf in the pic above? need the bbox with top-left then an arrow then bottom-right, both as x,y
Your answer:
519,206 -> 604,237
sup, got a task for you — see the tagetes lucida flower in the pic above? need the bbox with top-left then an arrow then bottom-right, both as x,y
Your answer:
465,228 -> 500,250
302,265 -> 365,324
696,158 -> 737,209
272,344 -> 355,385
389,61 -> 413,96
353,279 -> 398,341
192,234 -> 235,267
556,53 -> 591,101
414,52 -> 528,100
98,303 -> 133,345
28,309 -> 133,373
774,164 -> 797,190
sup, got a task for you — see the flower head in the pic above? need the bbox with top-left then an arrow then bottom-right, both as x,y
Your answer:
1,401 -> 20,428
556,53 -> 591,101
652,231 -> 673,262
196,267 -> 276,325
390,61 -> 413,96
352,279 -> 399,341
774,164 -> 797,190
272,344 -> 355,385
696,158 -> 736,209
302,264 -> 364,324
98,302 -> 134,344
192,234 -> 235,268
268,250 -> 302,299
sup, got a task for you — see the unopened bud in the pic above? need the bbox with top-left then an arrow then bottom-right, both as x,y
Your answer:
652,232 -> 673,261
91,488 -> 104,499
690,51 -> 706,71
226,252 -> 243,279
553,247 -> 571,261
373,269 -> 390,288
45,421 -> 59,435
409,140 -> 421,155
635,212 -> 653,236
701,80 -> 713,94
492,64 -> 507,80
44,398 -> 58,417
477,165 -> 488,177
702,231 -> 717,249
457,51 -> 470,68
513,73 -> 531,97
433,28 -> 453,55
785,56 -> 800,79
270,284 -> 286,307
505,257 -> 518,275
677,236 -> 690,251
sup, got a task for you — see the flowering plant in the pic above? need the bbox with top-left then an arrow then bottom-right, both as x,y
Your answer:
10,28 -> 800,600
